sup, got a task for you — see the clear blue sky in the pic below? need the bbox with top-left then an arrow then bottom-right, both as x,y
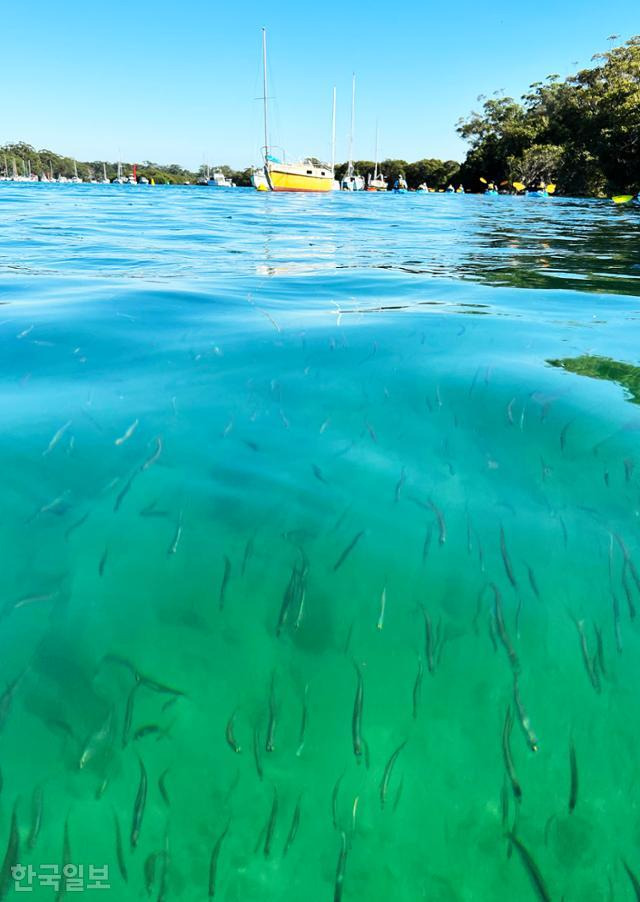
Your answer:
2,1 -> 637,170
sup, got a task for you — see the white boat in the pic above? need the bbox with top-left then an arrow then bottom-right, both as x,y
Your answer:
367,124 -> 387,191
99,163 -> 110,184
112,161 -> 126,184
71,161 -> 82,183
208,170 -> 235,188
340,74 -> 365,191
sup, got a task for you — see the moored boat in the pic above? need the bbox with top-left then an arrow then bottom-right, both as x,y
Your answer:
253,28 -> 334,193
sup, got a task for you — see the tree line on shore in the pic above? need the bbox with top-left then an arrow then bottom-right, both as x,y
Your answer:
456,34 -> 640,196
3,34 -> 638,196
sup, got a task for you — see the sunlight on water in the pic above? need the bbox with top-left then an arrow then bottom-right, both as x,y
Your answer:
1,183 -> 640,900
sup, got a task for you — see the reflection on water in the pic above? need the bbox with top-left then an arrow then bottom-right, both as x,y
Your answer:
549,355 -> 640,404
0,183 -> 640,900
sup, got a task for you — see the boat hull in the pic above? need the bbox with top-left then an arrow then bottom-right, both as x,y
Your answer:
269,168 -> 333,192
253,163 -> 333,192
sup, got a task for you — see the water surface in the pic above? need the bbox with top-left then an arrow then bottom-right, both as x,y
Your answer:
1,183 -> 640,900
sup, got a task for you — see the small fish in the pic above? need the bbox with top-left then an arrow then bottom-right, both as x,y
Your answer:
133,724 -> 168,741
99,547 -> 108,577
506,397 -> 516,425
57,817 -> 72,901
622,860 -> 640,901
208,820 -> 230,898
282,797 -> 301,857
571,615 -> 601,693
219,555 -> 231,610
332,772 -> 344,831
499,526 -> 517,588
167,512 -> 183,556
12,591 -> 59,612
158,768 -> 170,807
513,674 -> 539,752
421,607 -> 438,675
139,501 -> 171,519
506,831 -> 551,902
122,685 -> 138,749
252,725 -> 263,781
65,512 -> 89,540
114,471 -> 137,512
144,852 -> 158,896
0,801 -> 19,899
79,709 -> 114,769
333,831 -> 348,902
427,498 -> 446,545
115,418 -> 139,446
394,467 -> 406,503
377,585 -> 387,630
130,756 -> 147,849
526,565 -> 540,600
351,662 -> 364,760
333,531 -> 364,572
136,672 -> 185,697
568,739 -> 578,813
43,420 -> 72,456
113,811 -> 128,882
492,584 -> 519,673
225,711 -> 241,753
412,659 -> 424,720
560,419 -> 572,452
241,533 -> 255,576
594,623 -> 607,677
27,786 -> 43,850
380,740 -> 407,808
263,789 -> 278,857
265,673 -> 277,753
312,464 -> 327,484
296,685 -> 308,757
141,436 -> 162,471
502,705 -> 522,803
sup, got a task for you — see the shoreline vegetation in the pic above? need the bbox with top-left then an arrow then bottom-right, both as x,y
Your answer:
2,35 -> 638,195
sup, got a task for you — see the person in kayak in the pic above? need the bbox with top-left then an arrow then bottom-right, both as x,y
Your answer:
394,174 -> 408,190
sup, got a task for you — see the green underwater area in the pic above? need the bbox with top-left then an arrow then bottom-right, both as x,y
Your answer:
0,185 -> 640,900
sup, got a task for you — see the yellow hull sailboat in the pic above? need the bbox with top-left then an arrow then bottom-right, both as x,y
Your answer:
252,28 -> 334,193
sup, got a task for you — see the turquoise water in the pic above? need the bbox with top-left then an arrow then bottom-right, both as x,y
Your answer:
1,183 -> 640,900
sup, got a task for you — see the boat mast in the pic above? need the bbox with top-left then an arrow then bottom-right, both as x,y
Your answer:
262,27 -> 269,161
347,73 -> 355,178
374,121 -> 379,181
331,87 -> 336,174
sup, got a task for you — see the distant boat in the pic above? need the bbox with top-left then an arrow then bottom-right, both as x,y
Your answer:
208,170 -> 235,188
112,161 -> 126,184
99,163 -> 110,184
341,74 -> 365,191
367,124 -> 387,191
71,161 -> 82,184
127,164 -> 137,185
251,28 -> 333,193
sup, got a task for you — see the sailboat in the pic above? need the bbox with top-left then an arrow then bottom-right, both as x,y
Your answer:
70,161 -> 82,183
340,74 -> 365,191
251,28 -> 334,192
367,124 -> 387,191
112,161 -> 126,184
99,163 -> 110,184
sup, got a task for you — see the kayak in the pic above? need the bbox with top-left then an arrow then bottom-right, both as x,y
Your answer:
527,191 -> 548,197
484,190 -> 498,195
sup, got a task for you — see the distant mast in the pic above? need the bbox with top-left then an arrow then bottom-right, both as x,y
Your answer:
262,27 -> 269,162
331,87 -> 336,175
374,122 -> 379,182
347,73 -> 356,179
